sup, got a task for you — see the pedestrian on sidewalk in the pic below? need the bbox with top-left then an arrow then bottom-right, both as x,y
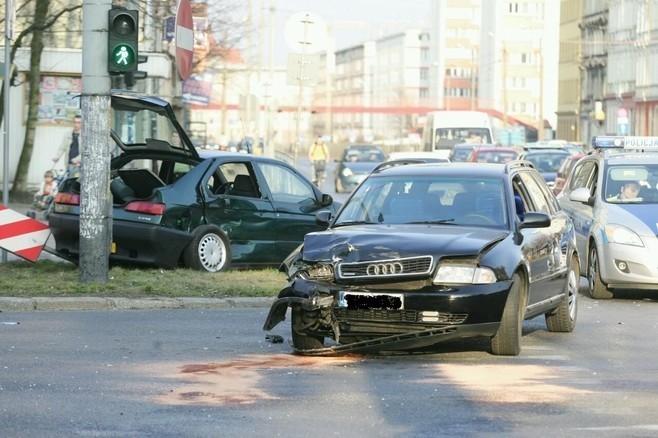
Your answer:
52,114 -> 82,178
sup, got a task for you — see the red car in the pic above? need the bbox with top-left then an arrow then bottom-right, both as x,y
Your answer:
553,153 -> 585,196
467,147 -> 520,164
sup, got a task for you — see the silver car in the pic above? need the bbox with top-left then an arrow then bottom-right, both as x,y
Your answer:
557,136 -> 658,298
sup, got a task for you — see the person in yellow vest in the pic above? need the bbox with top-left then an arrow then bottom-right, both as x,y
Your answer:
308,135 -> 330,186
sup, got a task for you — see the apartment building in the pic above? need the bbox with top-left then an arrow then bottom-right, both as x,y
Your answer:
556,0 -> 582,141
312,29 -> 430,145
578,0 -> 608,142
428,0 -> 481,112
479,0 -> 558,140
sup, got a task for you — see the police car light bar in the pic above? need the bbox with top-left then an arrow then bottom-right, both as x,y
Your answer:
592,135 -> 658,150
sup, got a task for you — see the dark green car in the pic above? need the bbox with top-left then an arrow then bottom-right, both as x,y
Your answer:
48,92 -> 338,272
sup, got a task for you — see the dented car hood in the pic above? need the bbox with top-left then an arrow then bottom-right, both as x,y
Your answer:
301,225 -> 508,263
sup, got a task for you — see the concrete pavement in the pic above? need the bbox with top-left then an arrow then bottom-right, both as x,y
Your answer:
1,202 -> 276,312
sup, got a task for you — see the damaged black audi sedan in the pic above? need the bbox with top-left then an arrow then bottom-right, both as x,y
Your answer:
263,161 -> 580,356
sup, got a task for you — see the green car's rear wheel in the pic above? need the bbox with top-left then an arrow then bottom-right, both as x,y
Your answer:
184,226 -> 231,272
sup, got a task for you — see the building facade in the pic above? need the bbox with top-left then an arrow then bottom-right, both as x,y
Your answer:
556,0 -> 582,141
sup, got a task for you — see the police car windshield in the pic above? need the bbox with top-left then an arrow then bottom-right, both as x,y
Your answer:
604,164 -> 658,204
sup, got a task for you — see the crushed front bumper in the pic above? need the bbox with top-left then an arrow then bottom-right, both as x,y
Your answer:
263,277 -> 512,354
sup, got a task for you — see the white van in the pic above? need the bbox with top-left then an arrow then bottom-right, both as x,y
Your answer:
422,111 -> 495,154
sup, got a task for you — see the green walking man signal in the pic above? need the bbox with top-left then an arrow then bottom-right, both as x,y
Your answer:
108,9 -> 139,74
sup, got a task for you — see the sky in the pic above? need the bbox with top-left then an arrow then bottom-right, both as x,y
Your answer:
257,0 -> 432,64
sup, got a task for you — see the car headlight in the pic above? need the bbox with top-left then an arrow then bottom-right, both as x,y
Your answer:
302,263 -> 335,281
604,224 -> 644,247
433,264 -> 497,285
341,167 -> 353,177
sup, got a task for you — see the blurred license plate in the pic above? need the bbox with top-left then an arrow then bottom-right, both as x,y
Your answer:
338,291 -> 403,310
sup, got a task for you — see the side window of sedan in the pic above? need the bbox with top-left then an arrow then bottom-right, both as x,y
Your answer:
258,163 -> 315,203
568,161 -> 596,192
518,172 -> 552,215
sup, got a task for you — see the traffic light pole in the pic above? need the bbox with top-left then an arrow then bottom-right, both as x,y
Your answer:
80,0 -> 112,283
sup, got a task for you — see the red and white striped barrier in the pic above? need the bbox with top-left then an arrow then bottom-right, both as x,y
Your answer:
0,204 -> 51,262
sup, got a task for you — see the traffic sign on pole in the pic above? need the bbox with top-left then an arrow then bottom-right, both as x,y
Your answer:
175,0 -> 194,80
0,205 -> 50,262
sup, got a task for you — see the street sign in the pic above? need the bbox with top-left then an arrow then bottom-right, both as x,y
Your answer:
617,107 -> 629,136
284,11 -> 328,53
175,0 -> 194,80
0,205 -> 51,262
182,76 -> 211,106
286,53 -> 320,86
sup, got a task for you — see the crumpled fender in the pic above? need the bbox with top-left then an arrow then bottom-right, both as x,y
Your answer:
262,279 -> 334,331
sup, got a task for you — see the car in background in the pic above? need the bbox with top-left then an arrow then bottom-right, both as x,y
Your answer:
524,140 -> 585,155
553,153 -> 585,196
384,151 -> 450,164
49,92 -> 339,273
519,149 -> 571,190
467,146 -> 520,164
449,143 -> 479,162
334,145 -> 386,193
557,135 -> 658,299
264,160 -> 579,356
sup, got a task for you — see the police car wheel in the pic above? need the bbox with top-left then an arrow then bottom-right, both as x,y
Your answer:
588,246 -> 613,300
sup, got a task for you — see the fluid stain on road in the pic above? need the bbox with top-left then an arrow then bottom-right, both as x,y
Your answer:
153,354 -> 357,406
434,363 -> 592,403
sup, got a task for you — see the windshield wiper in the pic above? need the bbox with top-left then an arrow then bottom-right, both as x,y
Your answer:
333,220 -> 377,227
408,219 -> 456,224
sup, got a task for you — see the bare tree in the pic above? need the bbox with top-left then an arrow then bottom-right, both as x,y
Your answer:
3,0 -> 250,195
1,0 -> 81,196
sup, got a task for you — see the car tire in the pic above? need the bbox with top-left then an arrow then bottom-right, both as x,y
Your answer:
183,225 -> 231,272
588,246 -> 613,299
491,272 -> 524,356
545,256 -> 579,332
291,305 -> 324,350
334,178 -> 343,194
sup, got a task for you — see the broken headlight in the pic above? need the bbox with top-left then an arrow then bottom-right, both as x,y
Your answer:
301,263 -> 335,281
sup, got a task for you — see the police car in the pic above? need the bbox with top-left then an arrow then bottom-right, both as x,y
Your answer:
557,135 -> 658,298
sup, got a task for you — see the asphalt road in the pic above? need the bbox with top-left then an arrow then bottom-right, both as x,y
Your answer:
2,289 -> 658,437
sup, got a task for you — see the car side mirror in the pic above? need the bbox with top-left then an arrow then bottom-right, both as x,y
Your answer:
320,193 -> 333,207
518,212 -> 551,230
570,187 -> 594,206
315,210 -> 332,226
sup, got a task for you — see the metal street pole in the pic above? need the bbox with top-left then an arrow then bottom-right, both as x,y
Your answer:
2,0 -> 15,264
79,0 -> 112,283
264,0 -> 276,158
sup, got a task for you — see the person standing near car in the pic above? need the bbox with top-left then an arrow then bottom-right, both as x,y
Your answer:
308,135 -> 330,185
52,114 -> 82,178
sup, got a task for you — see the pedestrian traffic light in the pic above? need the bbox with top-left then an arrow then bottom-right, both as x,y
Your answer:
108,9 -> 138,74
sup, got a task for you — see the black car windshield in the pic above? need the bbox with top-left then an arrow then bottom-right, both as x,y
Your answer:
604,164 -> 658,204
343,147 -> 385,162
334,175 -> 508,227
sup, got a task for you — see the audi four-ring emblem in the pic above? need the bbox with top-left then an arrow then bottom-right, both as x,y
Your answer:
366,262 -> 404,275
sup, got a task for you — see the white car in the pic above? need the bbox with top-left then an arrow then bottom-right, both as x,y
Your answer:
557,135 -> 658,298
385,151 -> 451,163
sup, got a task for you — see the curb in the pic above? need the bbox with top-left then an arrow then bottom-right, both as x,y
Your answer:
0,296 -> 275,312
